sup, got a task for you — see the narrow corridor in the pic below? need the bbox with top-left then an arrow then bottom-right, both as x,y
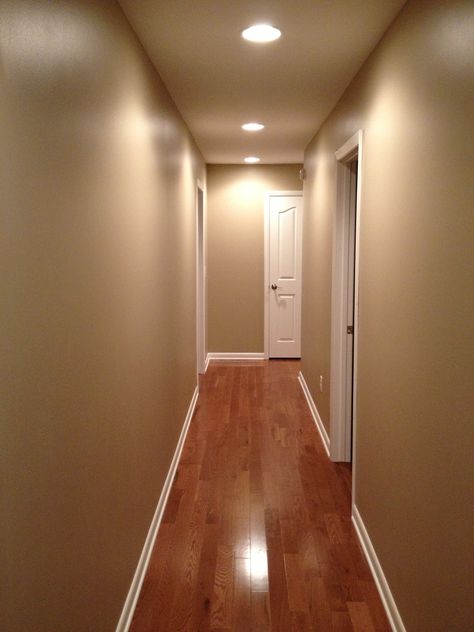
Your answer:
131,361 -> 391,631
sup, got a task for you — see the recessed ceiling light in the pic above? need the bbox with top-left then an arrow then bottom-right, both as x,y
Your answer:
244,156 -> 260,163
242,24 -> 281,43
242,122 -> 265,132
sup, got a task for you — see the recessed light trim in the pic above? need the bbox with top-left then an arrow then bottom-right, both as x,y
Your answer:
242,122 -> 265,132
242,24 -> 281,43
244,156 -> 260,164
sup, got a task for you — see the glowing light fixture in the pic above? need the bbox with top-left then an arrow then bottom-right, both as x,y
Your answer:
242,24 -> 281,43
244,156 -> 260,164
242,122 -> 265,132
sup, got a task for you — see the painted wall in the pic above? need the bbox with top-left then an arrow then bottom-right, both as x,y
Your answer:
301,1 -> 474,630
207,164 -> 302,353
0,1 -> 204,630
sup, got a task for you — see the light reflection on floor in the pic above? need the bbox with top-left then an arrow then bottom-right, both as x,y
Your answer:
245,547 -> 269,590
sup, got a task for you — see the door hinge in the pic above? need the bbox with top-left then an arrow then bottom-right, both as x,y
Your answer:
347,325 -> 354,335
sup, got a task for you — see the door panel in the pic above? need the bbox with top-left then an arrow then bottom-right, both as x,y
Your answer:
276,294 -> 296,341
268,194 -> 303,358
278,207 -> 297,278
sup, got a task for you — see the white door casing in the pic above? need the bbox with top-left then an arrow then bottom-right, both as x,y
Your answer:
196,181 -> 206,374
330,130 -> 363,474
264,192 -> 303,358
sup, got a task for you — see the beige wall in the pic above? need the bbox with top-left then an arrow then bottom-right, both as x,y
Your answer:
0,1 -> 204,630
207,164 -> 302,352
302,1 -> 474,630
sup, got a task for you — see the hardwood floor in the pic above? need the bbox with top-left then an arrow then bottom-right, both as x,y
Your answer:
130,360 -> 391,632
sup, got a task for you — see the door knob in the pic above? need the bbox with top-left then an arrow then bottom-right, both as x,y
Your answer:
271,283 -> 278,290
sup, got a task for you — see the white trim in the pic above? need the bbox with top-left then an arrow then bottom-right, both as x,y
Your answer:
335,132 -> 361,162
330,129 -> 363,469
116,385 -> 200,632
204,354 -> 210,373
264,190 -> 303,360
298,371 -> 330,457
352,505 -> 406,632
206,352 -> 265,362
196,179 -> 206,375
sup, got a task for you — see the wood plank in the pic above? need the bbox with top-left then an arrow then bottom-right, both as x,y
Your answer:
288,610 -> 314,632
308,576 -> 332,631
210,545 -> 234,630
251,591 -> 271,632
250,548 -> 269,593
233,557 -> 251,632
332,610 -> 355,631
266,538 -> 293,631
284,553 -> 309,612
347,601 -> 377,632
185,523 -> 219,632
166,501 -> 207,631
324,513 -> 348,544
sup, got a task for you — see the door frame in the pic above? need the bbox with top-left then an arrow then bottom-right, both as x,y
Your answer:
264,190 -> 303,359
330,130 -> 363,466
196,179 -> 206,375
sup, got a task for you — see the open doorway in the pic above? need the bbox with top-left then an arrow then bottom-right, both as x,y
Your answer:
347,159 -> 358,463
330,131 -> 363,477
196,182 -> 206,375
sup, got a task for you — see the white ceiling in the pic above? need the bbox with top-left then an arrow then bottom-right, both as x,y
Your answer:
118,0 -> 406,164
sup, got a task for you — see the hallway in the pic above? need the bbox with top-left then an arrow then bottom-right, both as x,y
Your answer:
130,361 -> 390,631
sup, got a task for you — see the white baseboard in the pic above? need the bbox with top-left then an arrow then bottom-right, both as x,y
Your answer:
206,352 -> 265,362
115,385 -> 200,632
298,371 -> 330,457
204,353 -> 210,373
352,505 -> 406,632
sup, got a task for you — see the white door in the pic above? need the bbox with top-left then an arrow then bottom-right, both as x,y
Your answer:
266,192 -> 303,358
